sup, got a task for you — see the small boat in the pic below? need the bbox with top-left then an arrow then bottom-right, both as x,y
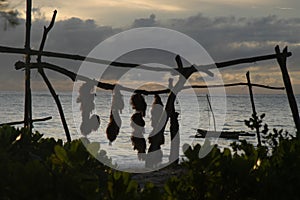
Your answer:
195,128 -> 255,140
196,95 -> 255,140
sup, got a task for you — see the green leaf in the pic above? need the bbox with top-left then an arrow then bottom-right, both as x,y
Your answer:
125,180 -> 138,194
54,145 -> 68,162
86,142 -> 100,157
113,171 -> 122,180
223,148 -> 231,157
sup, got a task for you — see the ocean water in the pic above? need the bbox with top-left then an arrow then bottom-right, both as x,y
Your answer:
1,91 -> 299,170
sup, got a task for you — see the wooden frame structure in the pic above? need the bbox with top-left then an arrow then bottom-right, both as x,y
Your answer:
0,0 -> 299,163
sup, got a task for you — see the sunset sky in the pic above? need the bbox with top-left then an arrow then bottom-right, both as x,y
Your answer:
0,0 -> 299,94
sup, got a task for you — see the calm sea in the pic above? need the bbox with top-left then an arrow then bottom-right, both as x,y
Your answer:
1,91 -> 299,169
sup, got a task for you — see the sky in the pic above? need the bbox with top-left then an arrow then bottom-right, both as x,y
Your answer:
0,0 -> 300,94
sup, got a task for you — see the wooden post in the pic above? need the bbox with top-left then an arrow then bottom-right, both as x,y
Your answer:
246,71 -> 261,146
275,46 -> 300,136
24,0 -> 32,131
170,111 -> 179,164
168,77 -> 179,164
166,55 -> 194,163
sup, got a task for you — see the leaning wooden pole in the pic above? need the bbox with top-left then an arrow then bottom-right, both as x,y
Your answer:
246,71 -> 261,146
24,0 -> 32,131
36,10 -> 71,142
38,69 -> 71,142
275,46 -> 300,136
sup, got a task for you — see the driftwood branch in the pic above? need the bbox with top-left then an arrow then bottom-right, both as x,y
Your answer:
36,10 -> 71,142
15,61 -> 170,95
185,83 -> 285,90
37,10 -> 57,63
15,61 -> 285,93
0,45 -> 292,71
0,116 -> 52,126
213,52 -> 291,69
275,46 -> 300,135
38,69 -> 71,142
0,46 -> 184,73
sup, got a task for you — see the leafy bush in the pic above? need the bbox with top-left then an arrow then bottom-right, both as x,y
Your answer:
0,126 -> 115,199
164,113 -> 300,200
1,114 -> 300,200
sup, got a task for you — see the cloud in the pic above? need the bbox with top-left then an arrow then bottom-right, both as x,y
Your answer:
0,13 -> 300,93
163,14 -> 300,58
12,0 -> 300,29
0,16 -> 119,91
132,14 -> 156,27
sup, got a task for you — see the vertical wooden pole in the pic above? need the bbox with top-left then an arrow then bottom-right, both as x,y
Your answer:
24,0 -> 32,131
168,78 -> 177,163
166,55 -> 193,163
246,71 -> 262,146
275,46 -> 300,136
170,111 -> 179,164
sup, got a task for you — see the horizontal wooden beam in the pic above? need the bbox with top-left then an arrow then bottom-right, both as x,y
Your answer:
214,52 -> 292,69
185,82 -> 285,90
15,61 -> 171,95
0,46 -> 178,72
15,61 -> 285,93
0,45 -> 292,70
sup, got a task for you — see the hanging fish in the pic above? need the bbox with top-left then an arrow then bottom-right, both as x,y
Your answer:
105,88 -> 123,144
150,94 -> 164,128
111,87 -> 124,114
77,82 -> 100,136
130,112 -> 146,161
149,94 -> 165,146
130,93 -> 147,117
80,114 -> 100,136
90,114 -> 100,131
77,81 -> 95,114
106,110 -> 121,145
146,94 -> 165,167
